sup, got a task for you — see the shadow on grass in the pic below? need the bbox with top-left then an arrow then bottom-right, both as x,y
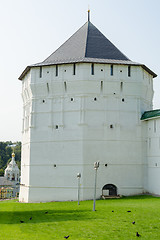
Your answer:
0,209 -> 91,224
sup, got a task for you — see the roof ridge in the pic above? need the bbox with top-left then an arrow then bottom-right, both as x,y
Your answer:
84,21 -> 89,57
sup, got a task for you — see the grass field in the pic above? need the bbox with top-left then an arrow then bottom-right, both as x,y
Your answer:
0,195 -> 160,239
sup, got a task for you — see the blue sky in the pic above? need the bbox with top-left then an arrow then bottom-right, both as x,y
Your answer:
0,0 -> 160,141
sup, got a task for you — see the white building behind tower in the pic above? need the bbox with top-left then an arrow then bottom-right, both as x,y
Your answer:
5,153 -> 20,182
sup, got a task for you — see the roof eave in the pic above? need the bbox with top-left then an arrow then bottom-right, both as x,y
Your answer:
141,116 -> 160,121
141,64 -> 157,78
18,66 -> 31,81
141,109 -> 160,121
19,59 -> 157,80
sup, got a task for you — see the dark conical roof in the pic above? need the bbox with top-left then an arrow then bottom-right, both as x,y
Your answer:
19,20 -> 157,80
43,21 -> 130,64
85,22 -> 129,60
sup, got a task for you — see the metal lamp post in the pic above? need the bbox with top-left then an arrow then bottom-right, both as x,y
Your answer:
93,161 -> 100,211
77,173 -> 81,205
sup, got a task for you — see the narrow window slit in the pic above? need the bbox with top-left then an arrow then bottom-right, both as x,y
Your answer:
128,66 -> 131,77
110,65 -> 113,76
64,82 -> 67,92
91,63 -> 94,75
47,83 -> 49,93
40,66 -> 42,78
101,81 -> 103,93
56,65 -> 58,76
120,82 -> 123,92
73,63 -> 76,75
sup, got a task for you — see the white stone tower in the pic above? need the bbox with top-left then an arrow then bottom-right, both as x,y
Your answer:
19,14 -> 156,202
5,153 -> 20,182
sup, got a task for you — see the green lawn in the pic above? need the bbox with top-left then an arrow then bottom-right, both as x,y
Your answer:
0,195 -> 160,239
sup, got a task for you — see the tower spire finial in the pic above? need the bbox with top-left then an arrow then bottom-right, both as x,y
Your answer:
88,8 -> 90,22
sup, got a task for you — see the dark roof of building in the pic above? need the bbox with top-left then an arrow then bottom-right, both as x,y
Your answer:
0,177 -> 14,186
43,21 -> 130,63
19,20 -> 157,80
141,109 -> 160,120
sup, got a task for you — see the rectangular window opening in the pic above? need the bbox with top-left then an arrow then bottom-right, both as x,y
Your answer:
128,66 -> 131,77
56,65 -> 58,76
47,83 -> 49,93
120,82 -> 123,92
40,66 -> 42,78
101,81 -> 103,93
91,63 -> 94,75
111,65 -> 113,76
64,82 -> 67,92
73,63 -> 76,75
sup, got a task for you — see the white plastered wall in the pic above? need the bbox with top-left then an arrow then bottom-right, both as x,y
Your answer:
19,63 -> 153,202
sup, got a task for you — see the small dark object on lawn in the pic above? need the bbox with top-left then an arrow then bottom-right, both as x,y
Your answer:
45,211 -> 48,214
112,211 -> 114,212
30,217 -> 32,220
132,221 -> 135,224
127,210 -> 131,212
136,232 -> 141,237
64,236 -> 69,239
20,220 -> 24,223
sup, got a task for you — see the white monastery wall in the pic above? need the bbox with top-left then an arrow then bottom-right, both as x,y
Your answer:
19,63 -> 153,202
145,118 -> 160,195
